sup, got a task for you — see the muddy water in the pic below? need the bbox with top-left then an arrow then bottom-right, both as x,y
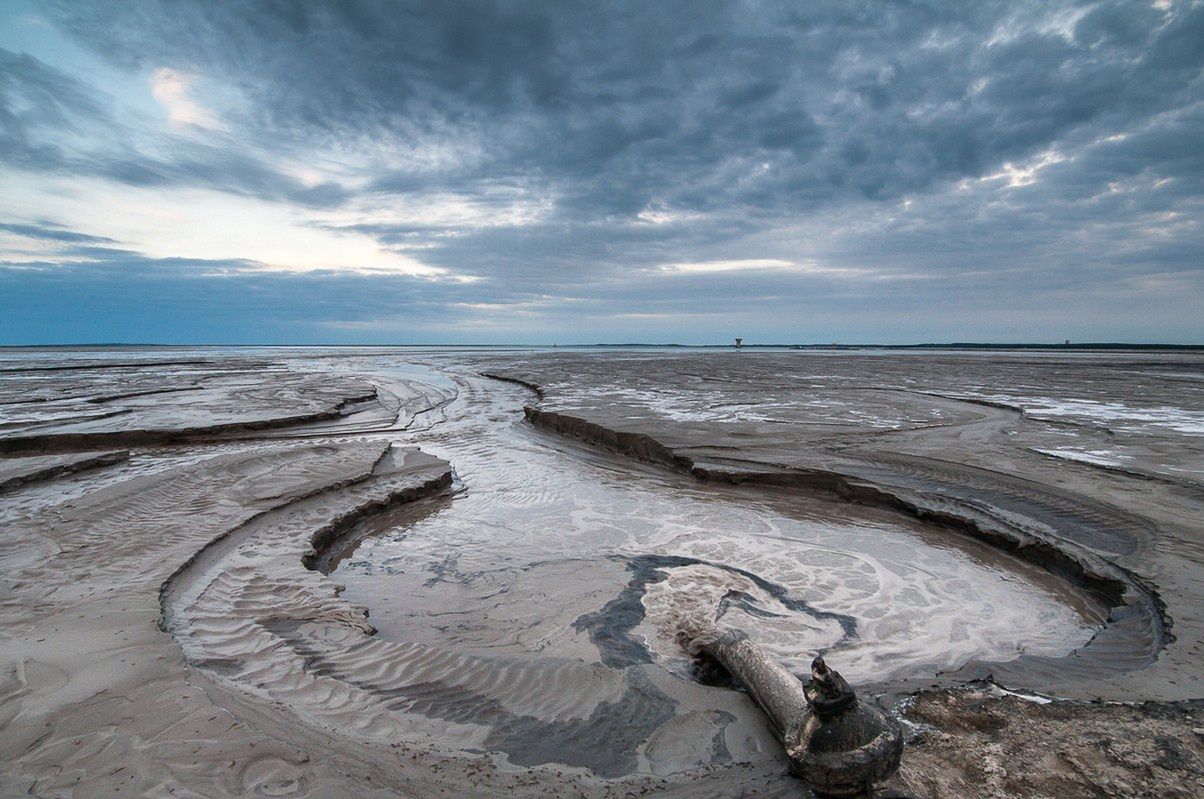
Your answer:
324,358 -> 1102,687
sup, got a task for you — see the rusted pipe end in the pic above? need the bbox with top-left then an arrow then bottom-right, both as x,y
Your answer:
785,656 -> 904,797
694,631 -> 904,798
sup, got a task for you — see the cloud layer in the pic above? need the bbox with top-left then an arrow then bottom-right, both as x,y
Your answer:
1,0 -> 1201,343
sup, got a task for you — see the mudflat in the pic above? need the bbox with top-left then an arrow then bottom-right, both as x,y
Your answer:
1,347 -> 1201,797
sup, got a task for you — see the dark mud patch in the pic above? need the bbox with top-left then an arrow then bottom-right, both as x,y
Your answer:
891,686 -> 1204,798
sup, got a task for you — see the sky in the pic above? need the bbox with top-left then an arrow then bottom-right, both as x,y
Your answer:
0,0 -> 1201,345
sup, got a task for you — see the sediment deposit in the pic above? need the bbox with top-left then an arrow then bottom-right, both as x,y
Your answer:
1,347 -> 1200,797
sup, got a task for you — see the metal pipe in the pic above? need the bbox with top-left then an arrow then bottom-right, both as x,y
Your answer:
702,629 -> 809,738
695,628 -> 904,797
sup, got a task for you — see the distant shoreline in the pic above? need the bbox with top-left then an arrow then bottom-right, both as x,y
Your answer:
1,342 -> 1202,352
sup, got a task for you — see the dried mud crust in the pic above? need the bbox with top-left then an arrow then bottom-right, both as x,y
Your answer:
890,687 -> 1204,799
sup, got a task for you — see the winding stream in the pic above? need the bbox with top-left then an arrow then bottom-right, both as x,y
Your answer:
324,358 -> 1100,696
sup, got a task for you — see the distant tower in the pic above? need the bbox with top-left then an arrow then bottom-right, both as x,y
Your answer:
734,337 -> 743,349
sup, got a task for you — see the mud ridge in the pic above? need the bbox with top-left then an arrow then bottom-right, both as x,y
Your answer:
0,389 -> 380,455
158,443 -> 451,634
482,371 -> 546,399
0,359 -> 213,374
0,450 -> 129,492
525,406 -> 693,469
300,469 -> 455,573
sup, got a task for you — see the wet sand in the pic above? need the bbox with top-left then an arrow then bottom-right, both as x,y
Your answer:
1,347 -> 1201,797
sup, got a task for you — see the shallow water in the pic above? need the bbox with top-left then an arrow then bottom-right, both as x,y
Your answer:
326,358 -> 1102,686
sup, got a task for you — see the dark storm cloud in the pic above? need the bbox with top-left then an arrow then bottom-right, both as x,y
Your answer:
2,1 -> 1202,342
43,0 -> 1201,218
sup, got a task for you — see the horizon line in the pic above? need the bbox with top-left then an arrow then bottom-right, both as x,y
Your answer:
2,341 -> 1202,351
